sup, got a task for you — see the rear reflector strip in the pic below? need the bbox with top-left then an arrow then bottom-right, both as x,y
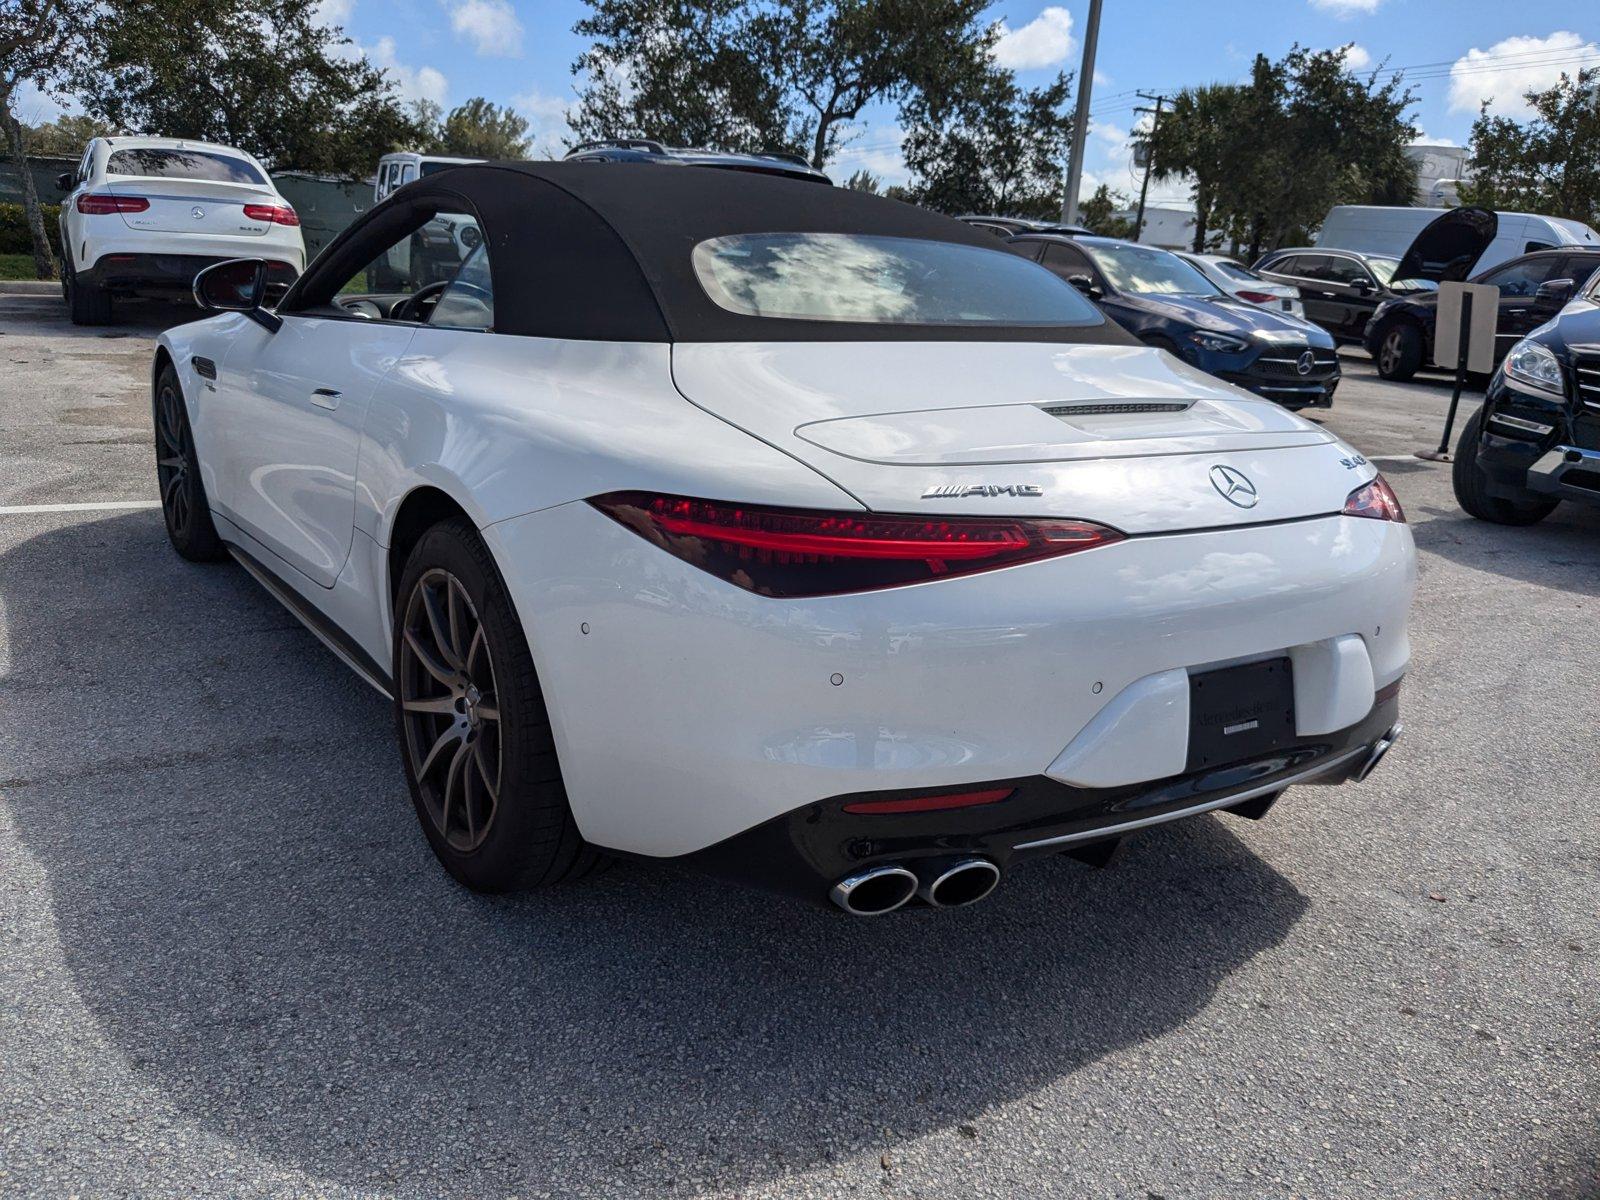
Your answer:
842,788 -> 1014,815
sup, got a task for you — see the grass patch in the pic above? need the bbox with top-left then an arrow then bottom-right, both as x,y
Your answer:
0,253 -> 51,281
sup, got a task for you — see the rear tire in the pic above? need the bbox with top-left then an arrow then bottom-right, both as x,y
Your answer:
66,264 -> 113,326
1451,409 -> 1559,525
154,365 -> 226,561
393,518 -> 602,892
1375,323 -> 1422,381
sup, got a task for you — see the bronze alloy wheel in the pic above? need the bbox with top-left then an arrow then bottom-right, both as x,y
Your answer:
398,567 -> 503,852
155,378 -> 196,541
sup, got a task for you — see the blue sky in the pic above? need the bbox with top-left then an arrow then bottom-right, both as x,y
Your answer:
19,0 -> 1600,208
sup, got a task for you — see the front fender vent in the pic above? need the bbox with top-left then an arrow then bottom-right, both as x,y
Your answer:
1041,401 -> 1193,417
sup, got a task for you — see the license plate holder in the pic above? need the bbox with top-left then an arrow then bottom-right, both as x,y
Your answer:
1186,657 -> 1296,772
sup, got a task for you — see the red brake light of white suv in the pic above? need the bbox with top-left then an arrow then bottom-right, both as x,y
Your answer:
242,203 -> 300,227
1343,476 -> 1405,522
590,491 -> 1124,598
76,194 -> 149,215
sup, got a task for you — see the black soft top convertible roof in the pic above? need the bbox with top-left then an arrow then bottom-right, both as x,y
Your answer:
293,161 -> 1134,345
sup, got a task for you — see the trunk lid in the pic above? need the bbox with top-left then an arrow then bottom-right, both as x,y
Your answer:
107,177 -> 279,237
671,342 -> 1361,534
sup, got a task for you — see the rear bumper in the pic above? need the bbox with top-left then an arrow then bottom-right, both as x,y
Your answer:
80,253 -> 299,298
486,502 -> 1415,860
681,697 -> 1402,905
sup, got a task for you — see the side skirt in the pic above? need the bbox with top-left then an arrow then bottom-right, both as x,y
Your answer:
227,543 -> 395,699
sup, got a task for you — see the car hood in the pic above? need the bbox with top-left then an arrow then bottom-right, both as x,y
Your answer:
1119,292 -> 1330,342
1393,207 -> 1498,284
670,341 -> 1368,534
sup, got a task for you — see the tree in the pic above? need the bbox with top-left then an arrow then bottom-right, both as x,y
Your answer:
1459,68 -> 1600,228
842,168 -> 882,193
1078,183 -> 1134,237
21,114 -> 106,158
69,0 -> 423,176
570,0 -> 993,169
439,98 -> 532,159
1,0 -> 91,278
900,65 -> 1074,217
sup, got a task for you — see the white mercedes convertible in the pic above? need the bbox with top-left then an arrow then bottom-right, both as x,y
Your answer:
154,162 -> 1414,915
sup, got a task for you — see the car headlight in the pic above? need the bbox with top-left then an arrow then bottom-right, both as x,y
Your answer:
1189,331 -> 1249,354
1502,338 -> 1566,398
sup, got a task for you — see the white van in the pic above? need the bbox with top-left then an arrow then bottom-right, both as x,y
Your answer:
374,152 -> 483,203
1315,205 -> 1598,274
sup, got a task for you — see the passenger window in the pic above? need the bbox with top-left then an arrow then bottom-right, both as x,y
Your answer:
400,163 -> 417,185
429,243 -> 494,331
1524,240 -> 1554,254
330,210 -> 484,321
1572,258 -> 1600,292
1039,243 -> 1093,276
1480,258 -> 1557,298
1322,257 -> 1372,287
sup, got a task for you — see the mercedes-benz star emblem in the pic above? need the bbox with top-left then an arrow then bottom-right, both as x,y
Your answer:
190,205 -> 206,220
1210,465 -> 1259,508
1295,349 -> 1315,376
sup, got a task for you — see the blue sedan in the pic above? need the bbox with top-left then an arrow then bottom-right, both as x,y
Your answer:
1009,233 -> 1340,410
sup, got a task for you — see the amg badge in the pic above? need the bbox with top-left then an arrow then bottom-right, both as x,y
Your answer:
922,483 -> 1044,499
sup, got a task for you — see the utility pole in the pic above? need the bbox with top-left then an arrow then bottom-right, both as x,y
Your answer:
1060,0 -> 1103,227
1131,92 -> 1168,245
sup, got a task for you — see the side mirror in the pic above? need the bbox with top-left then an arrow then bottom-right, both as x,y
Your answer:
193,258 -> 282,331
55,171 -> 74,190
1535,278 -> 1574,306
1352,279 -> 1375,295
1066,273 -> 1103,301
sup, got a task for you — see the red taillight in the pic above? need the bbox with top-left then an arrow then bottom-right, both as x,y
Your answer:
842,787 -> 1014,815
76,193 -> 149,214
243,203 -> 299,226
590,492 -> 1124,598
1236,290 -> 1278,304
1343,475 -> 1405,523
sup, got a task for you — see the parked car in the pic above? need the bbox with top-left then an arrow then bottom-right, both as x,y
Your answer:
1452,265 -> 1600,524
960,215 -> 1094,239
563,139 -> 831,184
1316,203 -> 1599,275
1363,248 -> 1600,380
55,136 -> 305,326
1175,252 -> 1305,318
1013,232 -> 1341,409
1255,207 -> 1500,344
152,162 -> 1411,914
375,152 -> 485,203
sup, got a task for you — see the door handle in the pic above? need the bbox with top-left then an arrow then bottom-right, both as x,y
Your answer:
310,387 -> 342,410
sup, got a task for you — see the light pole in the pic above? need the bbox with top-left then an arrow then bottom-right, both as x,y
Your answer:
1060,0 -> 1103,227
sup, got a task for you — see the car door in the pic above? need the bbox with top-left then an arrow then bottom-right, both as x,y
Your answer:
1318,254 -> 1383,340
1476,256 -> 1562,361
1269,255 -> 1343,335
206,212 -> 477,587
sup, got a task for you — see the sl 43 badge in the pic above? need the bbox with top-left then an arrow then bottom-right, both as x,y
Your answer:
922,483 -> 1044,499
1339,453 -> 1369,470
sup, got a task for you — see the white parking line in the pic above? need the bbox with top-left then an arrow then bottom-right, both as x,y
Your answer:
0,500 -> 161,515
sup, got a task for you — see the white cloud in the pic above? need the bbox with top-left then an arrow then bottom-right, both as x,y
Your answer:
311,0 -> 355,27
829,125 -> 911,188
1343,43 -> 1371,69
446,0 -> 525,58
513,89 -> 574,157
367,35 -> 449,106
1409,131 -> 1457,147
992,7 -> 1074,71
1448,30 -> 1600,117
1308,0 -> 1381,17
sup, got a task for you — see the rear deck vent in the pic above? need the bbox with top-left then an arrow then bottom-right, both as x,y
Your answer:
1041,401 -> 1193,417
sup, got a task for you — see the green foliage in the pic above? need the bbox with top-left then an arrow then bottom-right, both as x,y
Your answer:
1142,45 -> 1417,255
843,168 -> 882,193
0,202 -> 61,254
19,115 -> 106,158
1079,184 -> 1134,237
1458,68 -> 1600,228
900,65 -> 1073,218
570,0 -> 994,169
413,97 -> 533,160
68,0 -> 424,176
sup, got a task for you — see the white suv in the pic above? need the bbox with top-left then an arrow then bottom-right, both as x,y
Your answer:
57,136 -> 306,325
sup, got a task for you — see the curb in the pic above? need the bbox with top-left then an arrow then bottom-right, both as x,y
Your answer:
0,280 -> 61,296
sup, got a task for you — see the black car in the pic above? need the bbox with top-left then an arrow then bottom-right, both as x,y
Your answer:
960,215 -> 1094,239
1452,265 -> 1600,524
562,139 -> 831,184
1256,207 -> 1499,345
1363,248 -> 1600,380
1010,233 -> 1340,408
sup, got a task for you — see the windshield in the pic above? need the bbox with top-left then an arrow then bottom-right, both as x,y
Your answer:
691,233 -> 1104,326
1214,260 -> 1261,281
1083,242 -> 1222,296
1366,256 -> 1401,286
105,148 -> 265,185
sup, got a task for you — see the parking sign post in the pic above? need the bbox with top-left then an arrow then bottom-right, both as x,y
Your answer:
1418,280 -> 1499,462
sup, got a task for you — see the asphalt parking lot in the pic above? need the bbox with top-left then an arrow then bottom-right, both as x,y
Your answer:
1,288 -> 1596,1200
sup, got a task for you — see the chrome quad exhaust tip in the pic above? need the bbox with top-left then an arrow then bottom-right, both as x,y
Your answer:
829,865 -> 919,916
916,858 -> 1002,909
1353,722 -> 1403,783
